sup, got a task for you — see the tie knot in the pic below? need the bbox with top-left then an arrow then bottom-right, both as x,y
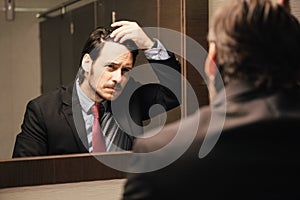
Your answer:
91,104 -> 101,118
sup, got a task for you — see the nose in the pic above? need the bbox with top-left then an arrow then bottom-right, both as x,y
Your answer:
112,68 -> 122,84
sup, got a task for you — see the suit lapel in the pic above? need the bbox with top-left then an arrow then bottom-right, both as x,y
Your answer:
61,83 -> 89,152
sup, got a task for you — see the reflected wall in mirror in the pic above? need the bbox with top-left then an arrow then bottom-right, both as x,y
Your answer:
0,0 -> 69,160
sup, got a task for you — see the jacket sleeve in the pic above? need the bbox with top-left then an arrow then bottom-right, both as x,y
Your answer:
12,100 -> 48,157
139,51 -> 182,121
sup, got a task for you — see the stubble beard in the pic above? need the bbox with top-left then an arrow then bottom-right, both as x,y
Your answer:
88,81 -> 106,102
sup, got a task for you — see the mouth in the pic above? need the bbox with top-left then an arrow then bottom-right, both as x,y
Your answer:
106,86 -> 121,92
106,86 -> 116,92
104,83 -> 122,95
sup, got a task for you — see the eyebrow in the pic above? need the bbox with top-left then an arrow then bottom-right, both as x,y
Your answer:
105,61 -> 133,68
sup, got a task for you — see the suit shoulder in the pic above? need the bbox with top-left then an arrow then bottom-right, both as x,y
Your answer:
28,85 -> 72,108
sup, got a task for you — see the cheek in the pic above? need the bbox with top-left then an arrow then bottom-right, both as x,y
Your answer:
92,65 -> 106,80
95,71 -> 109,86
95,76 -> 107,90
95,79 -> 102,89
120,76 -> 129,86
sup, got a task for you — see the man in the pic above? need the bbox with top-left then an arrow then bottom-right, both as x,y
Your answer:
122,0 -> 300,199
13,21 -> 181,157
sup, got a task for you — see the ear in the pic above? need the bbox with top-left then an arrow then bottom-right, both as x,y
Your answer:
81,54 -> 92,72
277,0 -> 286,5
277,0 -> 291,12
205,43 -> 217,80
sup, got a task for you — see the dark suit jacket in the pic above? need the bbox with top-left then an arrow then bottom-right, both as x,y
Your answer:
122,81 -> 300,199
13,53 -> 181,157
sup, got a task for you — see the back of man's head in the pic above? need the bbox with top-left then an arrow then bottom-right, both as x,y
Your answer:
211,0 -> 300,89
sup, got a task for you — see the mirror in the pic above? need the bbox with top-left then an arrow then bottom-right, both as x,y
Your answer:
3,0 -> 184,159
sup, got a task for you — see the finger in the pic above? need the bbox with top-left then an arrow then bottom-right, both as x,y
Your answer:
113,29 -> 132,42
110,25 -> 127,38
111,21 -> 132,28
118,34 -> 132,44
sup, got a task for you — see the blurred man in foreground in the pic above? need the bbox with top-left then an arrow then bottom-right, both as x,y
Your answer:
122,0 -> 300,199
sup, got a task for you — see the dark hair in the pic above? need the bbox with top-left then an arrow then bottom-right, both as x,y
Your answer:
211,0 -> 300,89
77,27 -> 139,84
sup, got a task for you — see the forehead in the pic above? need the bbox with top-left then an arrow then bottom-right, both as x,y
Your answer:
97,41 -> 133,64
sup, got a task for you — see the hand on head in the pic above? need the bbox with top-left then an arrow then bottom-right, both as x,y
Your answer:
110,21 -> 154,50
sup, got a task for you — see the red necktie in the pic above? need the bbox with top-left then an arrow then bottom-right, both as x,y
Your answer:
91,104 -> 106,152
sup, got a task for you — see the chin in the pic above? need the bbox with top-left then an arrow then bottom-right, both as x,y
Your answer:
112,91 -> 124,101
103,95 -> 113,101
111,94 -> 120,101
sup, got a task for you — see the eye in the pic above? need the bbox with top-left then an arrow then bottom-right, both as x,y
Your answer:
105,64 -> 114,68
105,64 -> 115,71
122,67 -> 132,75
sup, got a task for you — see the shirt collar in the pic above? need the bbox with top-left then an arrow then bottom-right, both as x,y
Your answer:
76,79 -> 95,113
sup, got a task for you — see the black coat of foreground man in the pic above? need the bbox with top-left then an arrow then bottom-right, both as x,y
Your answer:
122,0 -> 300,199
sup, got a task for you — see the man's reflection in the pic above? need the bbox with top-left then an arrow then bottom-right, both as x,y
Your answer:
12,21 -> 181,157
